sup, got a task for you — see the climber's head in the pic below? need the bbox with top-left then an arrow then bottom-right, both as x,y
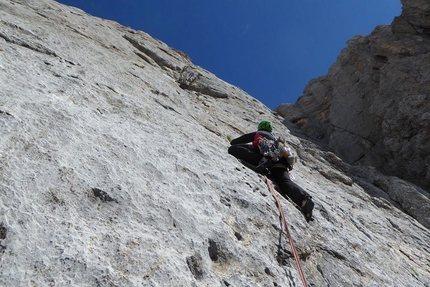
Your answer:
257,120 -> 273,132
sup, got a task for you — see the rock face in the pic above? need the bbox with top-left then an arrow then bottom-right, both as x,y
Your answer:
1,0 -> 430,286
275,0 -> 430,192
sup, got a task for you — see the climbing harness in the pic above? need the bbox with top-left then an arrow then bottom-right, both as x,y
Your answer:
264,175 -> 308,287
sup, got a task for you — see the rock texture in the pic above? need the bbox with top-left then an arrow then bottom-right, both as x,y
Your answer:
1,0 -> 430,286
275,0 -> 430,193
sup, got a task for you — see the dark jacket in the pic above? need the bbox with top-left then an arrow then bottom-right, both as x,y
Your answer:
230,131 -> 276,147
230,131 -> 291,170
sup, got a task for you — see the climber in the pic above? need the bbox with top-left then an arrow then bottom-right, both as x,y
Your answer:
228,120 -> 314,222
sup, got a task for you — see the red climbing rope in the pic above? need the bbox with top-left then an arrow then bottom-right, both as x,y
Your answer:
264,175 -> 308,287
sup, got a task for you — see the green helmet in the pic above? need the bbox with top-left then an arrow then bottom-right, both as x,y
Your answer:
257,120 -> 273,132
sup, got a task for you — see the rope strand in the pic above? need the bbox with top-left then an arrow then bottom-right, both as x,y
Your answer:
264,175 -> 308,287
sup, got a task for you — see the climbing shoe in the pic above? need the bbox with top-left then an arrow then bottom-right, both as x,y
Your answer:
301,197 -> 314,222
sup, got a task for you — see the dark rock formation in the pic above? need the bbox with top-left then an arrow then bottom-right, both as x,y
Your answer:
275,0 -> 430,192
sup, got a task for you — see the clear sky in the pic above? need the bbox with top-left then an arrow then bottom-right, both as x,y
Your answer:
56,0 -> 402,109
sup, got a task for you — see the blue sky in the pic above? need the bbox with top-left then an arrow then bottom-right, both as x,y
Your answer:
56,1 -> 401,109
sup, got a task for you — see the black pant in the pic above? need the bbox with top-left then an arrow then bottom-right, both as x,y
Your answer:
228,144 -> 262,166
229,144 -> 309,206
270,168 -> 310,207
